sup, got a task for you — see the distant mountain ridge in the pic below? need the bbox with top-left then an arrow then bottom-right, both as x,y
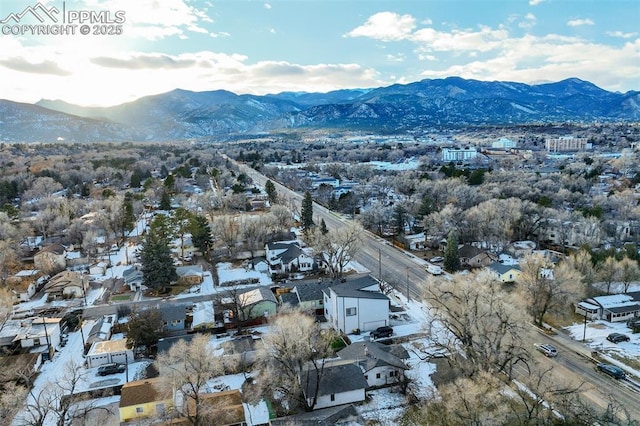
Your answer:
2,77 -> 639,142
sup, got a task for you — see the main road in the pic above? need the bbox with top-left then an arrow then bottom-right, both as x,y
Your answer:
240,161 -> 640,421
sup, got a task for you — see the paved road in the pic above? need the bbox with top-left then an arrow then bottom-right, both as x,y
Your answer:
240,162 -> 640,421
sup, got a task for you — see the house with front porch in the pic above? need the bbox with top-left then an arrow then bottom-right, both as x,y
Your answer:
265,241 -> 315,275
338,341 -> 409,388
576,292 -> 640,323
323,275 -> 390,334
302,360 -> 368,410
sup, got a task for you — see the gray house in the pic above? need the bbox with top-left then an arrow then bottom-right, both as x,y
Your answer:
159,304 -> 190,332
338,341 -> 409,388
302,361 -> 368,410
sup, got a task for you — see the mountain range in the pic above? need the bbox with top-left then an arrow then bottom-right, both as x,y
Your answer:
1,77 -> 639,142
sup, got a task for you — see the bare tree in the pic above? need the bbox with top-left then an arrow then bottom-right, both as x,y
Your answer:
240,215 -> 268,260
596,256 -> 621,294
269,205 -> 293,233
21,361 -> 105,426
618,257 -> 640,293
518,253 -> 584,327
155,334 -> 229,426
312,222 -> 363,280
422,270 -> 531,378
211,215 -> 240,256
0,382 -> 28,424
256,308 -> 338,413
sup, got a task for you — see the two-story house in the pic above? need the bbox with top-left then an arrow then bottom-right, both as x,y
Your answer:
323,275 -> 390,334
265,241 -> 315,275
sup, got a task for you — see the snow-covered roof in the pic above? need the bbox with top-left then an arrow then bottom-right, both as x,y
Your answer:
588,294 -> 636,309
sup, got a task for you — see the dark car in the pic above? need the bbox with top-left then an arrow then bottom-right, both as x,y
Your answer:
606,333 -> 630,343
97,363 -> 125,376
597,363 -> 626,379
370,326 -> 393,340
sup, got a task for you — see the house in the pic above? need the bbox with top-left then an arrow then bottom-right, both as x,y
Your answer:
265,241 -> 315,275
33,243 -> 67,275
119,377 -> 173,423
302,360 -> 367,410
278,280 -> 332,315
337,341 -> 409,388
576,292 -> 640,323
6,270 -> 41,302
0,317 -> 61,359
323,275 -> 390,334
89,261 -> 109,276
403,233 -> 427,251
86,338 -> 134,368
42,270 -> 88,299
84,315 -> 115,351
159,304 -> 191,332
181,389 -> 246,425
487,262 -> 522,283
176,265 -> 204,285
270,405 -> 363,426
237,287 -> 278,321
459,245 -> 496,268
123,266 -> 143,291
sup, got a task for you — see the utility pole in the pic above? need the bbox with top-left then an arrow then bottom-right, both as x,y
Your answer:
406,266 -> 410,302
582,312 -> 588,342
378,248 -> 382,279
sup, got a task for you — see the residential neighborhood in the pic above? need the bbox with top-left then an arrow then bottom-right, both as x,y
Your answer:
1,132 -> 640,425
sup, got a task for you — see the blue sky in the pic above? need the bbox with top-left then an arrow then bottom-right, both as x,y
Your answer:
0,0 -> 638,106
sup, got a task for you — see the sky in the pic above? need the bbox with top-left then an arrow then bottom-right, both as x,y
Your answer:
0,0 -> 638,106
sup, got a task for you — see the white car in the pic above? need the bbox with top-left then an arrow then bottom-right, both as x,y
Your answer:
535,343 -> 558,357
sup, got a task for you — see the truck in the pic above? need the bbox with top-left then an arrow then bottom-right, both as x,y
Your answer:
426,264 -> 443,275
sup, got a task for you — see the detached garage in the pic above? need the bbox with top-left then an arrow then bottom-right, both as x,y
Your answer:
86,338 -> 133,368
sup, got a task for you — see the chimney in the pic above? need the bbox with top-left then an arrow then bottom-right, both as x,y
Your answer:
363,344 -> 368,356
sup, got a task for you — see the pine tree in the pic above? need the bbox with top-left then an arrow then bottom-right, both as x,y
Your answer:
120,193 -> 136,238
265,180 -> 277,204
159,190 -> 172,211
444,230 -> 461,273
320,218 -> 329,235
191,215 -> 213,257
140,217 -> 177,293
301,191 -> 314,231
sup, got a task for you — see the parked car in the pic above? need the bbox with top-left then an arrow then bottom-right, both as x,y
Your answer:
429,256 -> 444,263
426,264 -> 443,275
535,343 -> 558,357
606,333 -> 630,343
597,363 -> 626,379
97,363 -> 125,376
370,326 -> 393,340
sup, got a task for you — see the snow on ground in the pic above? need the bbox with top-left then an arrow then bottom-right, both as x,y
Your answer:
217,262 -> 273,287
564,319 -> 640,377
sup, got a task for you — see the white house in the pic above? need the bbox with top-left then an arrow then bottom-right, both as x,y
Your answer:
265,241 -> 315,275
576,292 -> 640,323
442,146 -> 478,162
6,270 -> 40,302
86,338 -> 134,368
338,341 -> 409,388
0,317 -> 61,359
302,360 -> 368,410
323,275 -> 390,333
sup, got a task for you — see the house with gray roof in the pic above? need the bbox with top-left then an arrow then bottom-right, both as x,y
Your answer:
487,262 -> 522,283
323,275 -> 390,334
159,304 -> 191,332
576,292 -> 640,323
265,241 -> 315,275
279,280 -> 333,315
338,341 -> 409,388
302,360 -> 368,410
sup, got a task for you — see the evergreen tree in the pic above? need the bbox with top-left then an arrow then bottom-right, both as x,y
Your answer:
444,230 -> 461,273
120,193 -> 136,238
190,215 -> 213,257
301,191 -> 314,231
159,190 -> 172,210
126,308 -> 164,356
129,171 -> 142,189
140,217 -> 177,293
265,179 -> 277,204
320,218 -> 329,235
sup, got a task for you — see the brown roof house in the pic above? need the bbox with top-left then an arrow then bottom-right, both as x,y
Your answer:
42,270 -> 88,299
33,243 -> 67,275
458,245 -> 497,268
119,377 -> 173,423
181,389 -> 247,426
6,270 -> 42,302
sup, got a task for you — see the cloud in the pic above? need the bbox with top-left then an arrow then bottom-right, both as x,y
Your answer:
519,13 -> 537,29
91,54 -> 196,69
386,53 -> 406,62
606,31 -> 638,39
264,3 -> 271,9
0,58 -> 70,76
529,0 -> 545,5
419,35 -> 640,93
567,18 -> 594,27
345,11 -> 416,41
411,25 -> 509,53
